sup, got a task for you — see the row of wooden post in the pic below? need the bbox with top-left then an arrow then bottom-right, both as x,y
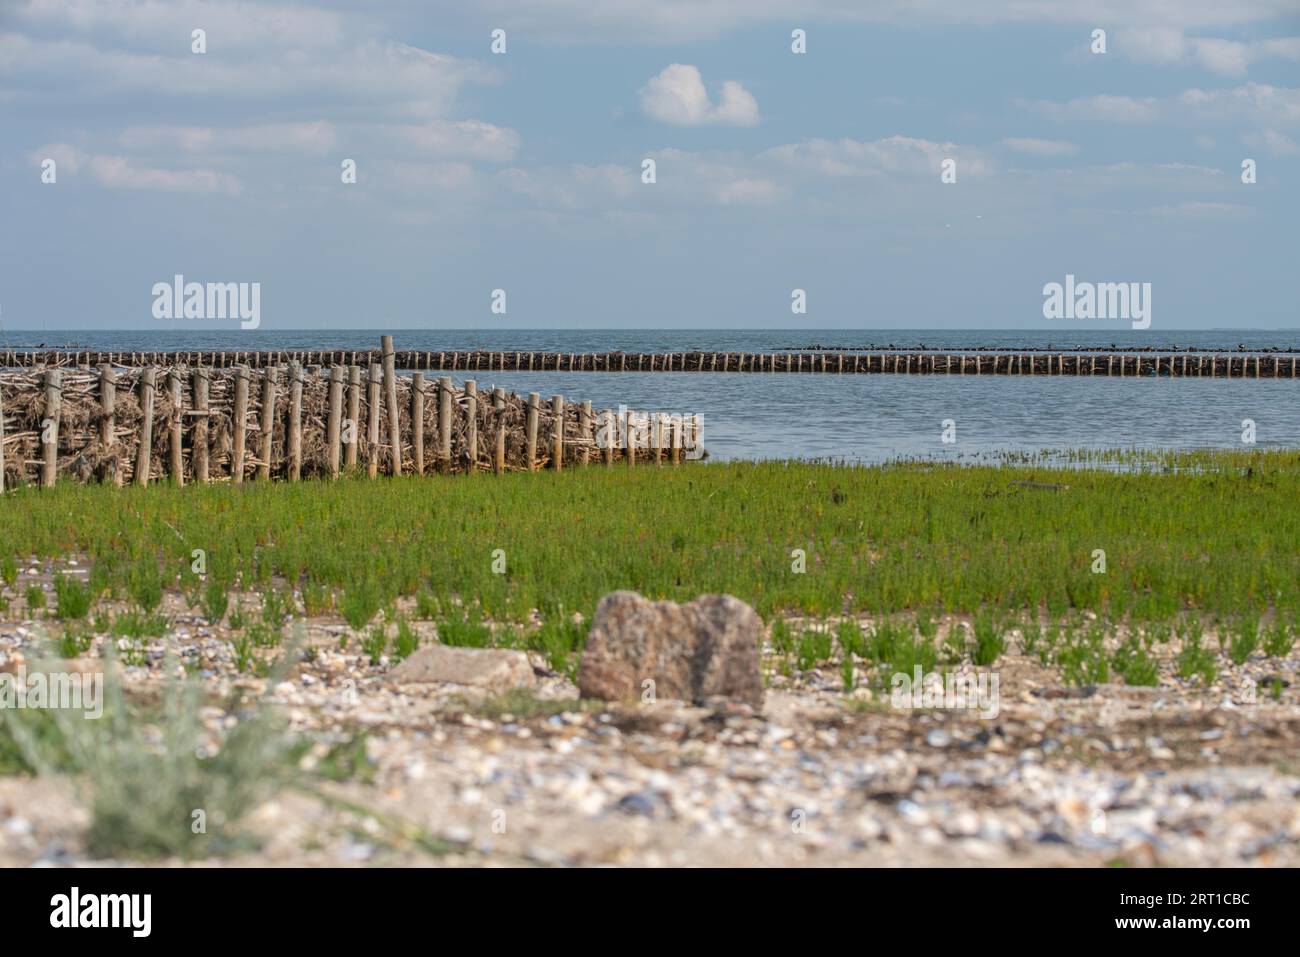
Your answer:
1,338 -> 698,491
9,348 -> 1300,377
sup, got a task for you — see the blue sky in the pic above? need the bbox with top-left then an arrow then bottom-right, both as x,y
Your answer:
2,0 -> 1298,332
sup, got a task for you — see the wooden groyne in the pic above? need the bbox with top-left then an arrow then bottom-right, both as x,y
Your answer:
786,342 -> 1300,354
0,338 -> 701,491
4,349 -> 1299,377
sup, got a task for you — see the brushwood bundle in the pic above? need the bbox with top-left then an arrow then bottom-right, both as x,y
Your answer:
0,350 -> 699,490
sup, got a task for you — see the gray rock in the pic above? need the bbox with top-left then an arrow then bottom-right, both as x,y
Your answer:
388,644 -> 535,693
615,791 -> 673,819
578,591 -> 764,707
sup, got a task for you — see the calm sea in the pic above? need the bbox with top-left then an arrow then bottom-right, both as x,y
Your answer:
5,329 -> 1298,464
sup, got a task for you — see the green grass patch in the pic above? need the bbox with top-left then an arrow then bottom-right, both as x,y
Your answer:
1,450 -> 1298,632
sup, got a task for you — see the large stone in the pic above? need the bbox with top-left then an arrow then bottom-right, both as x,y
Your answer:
578,592 -> 764,707
388,645 -> 535,693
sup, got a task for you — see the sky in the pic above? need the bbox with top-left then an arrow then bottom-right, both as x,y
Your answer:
1,0 -> 1298,333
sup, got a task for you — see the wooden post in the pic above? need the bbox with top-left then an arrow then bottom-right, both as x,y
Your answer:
627,410 -> 637,468
671,416 -> 682,465
99,363 -> 119,485
464,380 -> 477,475
0,379 -> 5,494
232,365 -> 249,483
136,368 -> 156,486
367,362 -> 381,478
526,392 -> 540,471
493,387 -> 506,475
345,365 -> 361,469
602,409 -> 614,467
382,336 -> 401,476
168,368 -> 184,486
259,366 -> 278,481
287,361 -> 303,481
522,392 -> 543,470
551,395 -> 564,471
439,377 -> 453,473
192,367 -> 210,483
580,400 -> 592,467
411,373 -> 425,476
326,365 -> 344,478
653,411 -> 664,465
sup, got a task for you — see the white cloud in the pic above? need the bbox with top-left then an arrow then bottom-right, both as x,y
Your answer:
1000,137 -> 1080,156
1026,82 -> 1300,129
436,0 -> 1300,44
764,135 -> 993,177
3,3 -> 520,200
88,155 -> 241,194
0,28 -> 499,122
1116,26 -> 1190,64
111,118 -> 519,164
30,144 -> 240,194
1147,201 -> 1254,219
119,122 -> 338,154
1118,27 -> 1300,76
717,178 -> 781,204
13,0 -> 348,52
1025,94 -> 1161,124
385,120 -> 520,162
1244,128 -> 1300,155
1181,82 -> 1300,126
639,64 -> 759,126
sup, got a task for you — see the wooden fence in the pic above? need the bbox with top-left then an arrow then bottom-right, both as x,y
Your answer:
4,348 -> 1300,377
0,338 -> 701,491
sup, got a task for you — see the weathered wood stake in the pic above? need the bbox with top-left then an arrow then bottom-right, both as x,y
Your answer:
193,367 -> 210,482
367,362 -> 381,478
464,380 -> 478,474
168,368 -> 184,486
288,361 -> 303,481
601,409 -> 614,466
99,363 -> 119,485
410,373 -> 425,476
345,366 -> 361,469
327,365 -> 344,478
232,365 -> 249,483
259,367 -> 278,481
493,387 -> 506,475
580,400 -> 592,467
439,377 -> 453,473
551,394 -> 564,471
382,336 -> 401,476
526,392 -> 540,471
136,368 -> 156,486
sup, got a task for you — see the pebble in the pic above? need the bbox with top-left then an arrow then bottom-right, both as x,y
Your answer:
2,594 -> 1297,868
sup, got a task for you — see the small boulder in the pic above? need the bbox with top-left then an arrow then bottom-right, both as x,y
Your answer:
389,645 -> 535,693
578,591 -> 764,707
